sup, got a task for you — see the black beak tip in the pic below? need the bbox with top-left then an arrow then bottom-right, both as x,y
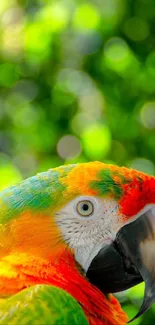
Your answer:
128,282 -> 155,323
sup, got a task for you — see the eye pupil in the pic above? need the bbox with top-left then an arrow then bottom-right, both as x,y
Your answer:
82,204 -> 89,211
76,200 -> 94,217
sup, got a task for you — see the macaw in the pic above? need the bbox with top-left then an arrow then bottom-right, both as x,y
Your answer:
0,161 -> 155,325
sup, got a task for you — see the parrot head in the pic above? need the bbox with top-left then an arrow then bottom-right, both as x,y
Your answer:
1,161 -> 155,324
53,161 -> 155,321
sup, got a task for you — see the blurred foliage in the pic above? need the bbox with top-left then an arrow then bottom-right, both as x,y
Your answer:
0,0 -> 155,323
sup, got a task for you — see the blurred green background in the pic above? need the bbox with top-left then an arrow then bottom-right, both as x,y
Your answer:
0,0 -> 155,323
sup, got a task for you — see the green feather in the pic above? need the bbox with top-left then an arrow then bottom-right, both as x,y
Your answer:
0,166 -> 75,224
0,285 -> 88,325
90,168 -> 128,199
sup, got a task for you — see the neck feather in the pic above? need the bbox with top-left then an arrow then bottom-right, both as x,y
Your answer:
0,250 -> 127,325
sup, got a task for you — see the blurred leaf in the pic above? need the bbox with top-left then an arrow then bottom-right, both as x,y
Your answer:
0,0 -> 14,15
103,37 -> 140,76
82,124 -> 111,159
0,63 -> 20,87
24,22 -> 52,62
0,161 -> 22,190
72,3 -> 100,30
123,305 -> 141,325
127,283 -> 144,301
38,2 -> 69,32
123,17 -> 149,42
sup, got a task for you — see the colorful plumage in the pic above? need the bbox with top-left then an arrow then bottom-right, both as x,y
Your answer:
0,161 -> 155,324
0,285 -> 88,325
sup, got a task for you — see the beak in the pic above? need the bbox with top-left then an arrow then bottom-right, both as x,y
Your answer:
86,206 -> 155,322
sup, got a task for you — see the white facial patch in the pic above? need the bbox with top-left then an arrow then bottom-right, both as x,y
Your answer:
55,196 -> 123,272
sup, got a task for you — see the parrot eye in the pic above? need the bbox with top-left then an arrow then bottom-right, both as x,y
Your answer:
76,200 -> 94,217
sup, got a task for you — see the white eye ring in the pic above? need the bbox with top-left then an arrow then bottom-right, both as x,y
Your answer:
76,200 -> 94,217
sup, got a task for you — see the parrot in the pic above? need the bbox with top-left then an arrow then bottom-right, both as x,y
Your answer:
0,161 -> 155,325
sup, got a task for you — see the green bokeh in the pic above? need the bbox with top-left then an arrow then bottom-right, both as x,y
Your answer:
0,0 -> 155,323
